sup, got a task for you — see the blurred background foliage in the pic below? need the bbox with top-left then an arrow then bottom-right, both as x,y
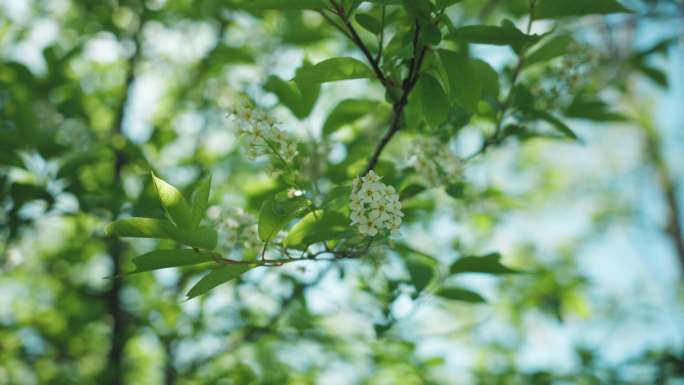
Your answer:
0,0 -> 683,384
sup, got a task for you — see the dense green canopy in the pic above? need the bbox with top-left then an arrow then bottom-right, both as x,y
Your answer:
1,0 -> 683,384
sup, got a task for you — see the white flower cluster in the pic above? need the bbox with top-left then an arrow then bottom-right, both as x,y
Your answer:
350,171 -> 403,237
216,208 -> 261,252
229,103 -> 298,164
533,44 -> 599,110
216,207 -> 289,257
411,137 -> 462,187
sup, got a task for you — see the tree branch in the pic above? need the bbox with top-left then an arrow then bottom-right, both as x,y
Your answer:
364,22 -> 428,173
319,9 -> 353,41
464,0 -> 537,162
328,0 -> 390,88
210,244 -> 369,267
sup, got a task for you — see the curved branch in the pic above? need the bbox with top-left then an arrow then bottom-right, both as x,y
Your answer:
364,22 -> 428,173
327,0 -> 390,88
464,0 -> 537,162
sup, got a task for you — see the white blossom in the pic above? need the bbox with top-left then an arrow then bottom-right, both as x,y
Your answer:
216,207 -> 260,254
242,224 -> 261,249
411,137 -> 462,187
349,170 -> 403,237
228,102 -> 299,165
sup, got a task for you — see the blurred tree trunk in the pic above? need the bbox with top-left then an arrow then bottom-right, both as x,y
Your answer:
162,336 -> 177,385
642,120 -> 684,277
101,13 -> 145,384
105,238 -> 126,385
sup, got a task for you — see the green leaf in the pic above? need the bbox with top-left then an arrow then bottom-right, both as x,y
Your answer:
105,217 -> 175,239
264,70 -> 320,119
528,110 -> 579,140
420,24 -> 442,46
322,99 -> 378,136
394,243 -> 438,263
355,14 -> 382,35
564,97 -> 626,121
435,286 -> 486,303
229,0 -> 326,10
106,217 -> 217,249
406,255 -> 435,296
445,181 -> 464,199
512,84 -> 535,111
258,198 -> 307,242
285,210 -> 352,249
130,249 -> 214,273
525,35 -> 574,67
322,186 -> 353,210
435,0 -> 463,9
449,252 -> 520,275
186,265 -> 252,299
168,227 -> 218,250
190,175 -> 212,229
450,22 -> 542,52
536,0 -> 632,19
637,65 -> 668,88
294,57 -> 373,83
399,183 -> 426,201
471,59 -> 499,99
344,0 -> 364,14
417,73 -> 449,128
366,0 -> 402,4
151,173 -> 193,229
439,50 -> 480,112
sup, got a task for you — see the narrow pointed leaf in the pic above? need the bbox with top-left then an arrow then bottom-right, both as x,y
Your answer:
130,249 -> 214,273
294,57 -> 373,83
190,175 -> 212,229
525,35 -> 574,67
529,110 -> 579,140
536,0 -> 632,19
450,23 -> 542,52
284,210 -> 352,249
166,226 -> 218,250
449,253 -> 520,275
435,286 -> 486,303
152,173 -> 193,229
105,218 -> 175,239
106,217 -> 217,250
186,265 -> 252,299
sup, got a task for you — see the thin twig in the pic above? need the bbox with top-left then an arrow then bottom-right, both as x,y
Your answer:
319,9 -> 353,41
364,21 -> 428,174
329,0 -> 390,88
464,0 -> 537,162
210,244 -> 369,267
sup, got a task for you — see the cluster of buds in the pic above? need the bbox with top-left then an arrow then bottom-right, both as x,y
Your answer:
533,43 -> 600,111
229,103 -> 298,165
411,137 -> 462,187
216,208 -> 261,253
350,171 -> 403,237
